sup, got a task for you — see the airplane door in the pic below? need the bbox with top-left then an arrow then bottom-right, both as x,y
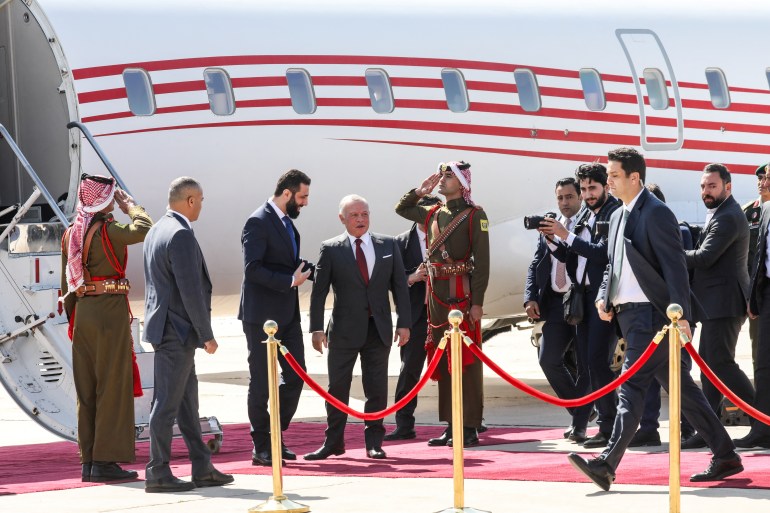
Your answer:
616,29 -> 683,151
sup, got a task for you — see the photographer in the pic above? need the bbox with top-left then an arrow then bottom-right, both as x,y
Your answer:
524,177 -> 592,442
538,163 -> 621,448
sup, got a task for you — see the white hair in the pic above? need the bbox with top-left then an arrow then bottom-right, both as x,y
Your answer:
338,194 -> 369,215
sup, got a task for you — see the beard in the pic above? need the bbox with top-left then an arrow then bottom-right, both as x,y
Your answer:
587,192 -> 607,211
286,194 -> 301,219
703,195 -> 725,209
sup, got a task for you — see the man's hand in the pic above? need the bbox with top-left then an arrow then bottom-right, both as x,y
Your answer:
394,328 -> 410,347
677,319 -> 692,341
312,331 -> 328,354
596,300 -> 614,322
537,217 -> 569,239
114,189 -> 136,215
416,173 -> 441,197
748,302 -> 758,320
293,262 -> 312,287
469,305 -> 483,325
524,300 -> 540,320
408,263 -> 429,286
203,339 -> 218,354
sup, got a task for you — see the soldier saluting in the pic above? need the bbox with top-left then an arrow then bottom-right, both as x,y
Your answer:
395,161 -> 490,447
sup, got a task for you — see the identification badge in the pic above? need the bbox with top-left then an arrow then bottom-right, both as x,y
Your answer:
480,219 -> 489,232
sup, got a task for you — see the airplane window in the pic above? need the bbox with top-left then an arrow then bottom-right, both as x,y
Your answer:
705,68 -> 730,109
579,68 -> 606,111
365,69 -> 394,114
122,68 -> 155,116
642,68 -> 668,110
441,68 -> 469,113
514,69 -> 541,112
203,68 -> 235,116
286,69 -> 316,115
766,68 -> 770,91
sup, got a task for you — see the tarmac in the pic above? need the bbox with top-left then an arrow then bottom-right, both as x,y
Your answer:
1,313 -> 769,512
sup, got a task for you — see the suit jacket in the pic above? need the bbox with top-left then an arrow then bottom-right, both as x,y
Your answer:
749,202 -> 770,315
598,188 -> 692,321
309,232 -> 411,347
238,201 -> 311,326
395,224 -> 427,324
685,195 -> 749,320
524,232 -> 554,307
143,212 -> 213,347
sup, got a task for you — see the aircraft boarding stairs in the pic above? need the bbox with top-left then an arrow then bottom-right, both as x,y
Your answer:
0,122 -> 223,452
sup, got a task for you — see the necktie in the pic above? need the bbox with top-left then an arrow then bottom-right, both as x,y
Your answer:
554,218 -> 571,289
355,238 -> 369,286
282,216 -> 297,260
609,209 -> 629,303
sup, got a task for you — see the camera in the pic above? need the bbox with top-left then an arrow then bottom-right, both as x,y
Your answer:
595,221 -> 610,237
523,212 -> 557,230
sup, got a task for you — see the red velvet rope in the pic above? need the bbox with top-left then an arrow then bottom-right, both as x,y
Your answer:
282,344 -> 446,421
466,339 -> 659,408
684,343 -> 770,426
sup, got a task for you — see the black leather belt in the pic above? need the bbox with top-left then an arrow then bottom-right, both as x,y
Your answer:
614,302 -> 649,314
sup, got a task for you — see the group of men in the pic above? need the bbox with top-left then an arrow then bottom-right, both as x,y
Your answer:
527,147 -> 770,491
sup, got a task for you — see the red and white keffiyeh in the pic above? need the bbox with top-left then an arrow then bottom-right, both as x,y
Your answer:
438,161 -> 474,206
66,175 -> 116,290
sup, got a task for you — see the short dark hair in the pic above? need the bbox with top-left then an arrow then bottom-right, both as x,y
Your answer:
608,147 -> 646,183
703,163 -> 731,184
555,177 -> 580,195
645,183 -> 666,203
575,163 -> 608,187
274,169 -> 311,197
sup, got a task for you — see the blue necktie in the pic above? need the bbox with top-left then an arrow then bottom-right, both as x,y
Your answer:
282,215 -> 297,260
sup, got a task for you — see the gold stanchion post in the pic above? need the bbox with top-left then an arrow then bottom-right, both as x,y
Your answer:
249,320 -> 309,513
667,304 -> 682,513
436,310 -> 490,513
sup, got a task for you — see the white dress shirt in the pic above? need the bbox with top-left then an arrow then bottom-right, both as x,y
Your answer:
565,211 -> 594,286
417,227 -> 427,260
613,188 -> 648,305
168,209 -> 192,229
548,214 -> 576,293
347,231 -> 375,278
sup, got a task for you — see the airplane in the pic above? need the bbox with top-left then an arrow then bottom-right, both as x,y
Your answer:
0,0 -> 768,444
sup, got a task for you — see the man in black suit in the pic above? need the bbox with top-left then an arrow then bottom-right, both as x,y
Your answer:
385,195 -> 441,441
305,195 -> 411,460
239,169 -> 313,466
568,147 -> 742,491
525,177 -> 593,443
539,163 -> 621,448
680,164 -> 755,449
143,177 -> 233,493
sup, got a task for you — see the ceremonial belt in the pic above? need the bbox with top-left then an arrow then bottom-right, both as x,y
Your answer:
81,277 -> 131,296
428,260 -> 474,278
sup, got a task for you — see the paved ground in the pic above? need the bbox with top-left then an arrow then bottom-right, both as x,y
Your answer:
2,314 -> 768,512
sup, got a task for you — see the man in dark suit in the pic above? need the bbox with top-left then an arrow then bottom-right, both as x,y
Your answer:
238,169 -> 313,466
385,195 -> 441,441
143,177 -> 233,493
525,177 -> 593,443
568,147 -> 742,491
539,163 -> 621,448
681,164 -> 755,449
305,194 -> 411,460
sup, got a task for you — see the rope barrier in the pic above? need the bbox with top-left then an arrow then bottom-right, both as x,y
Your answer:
465,335 -> 660,408
281,339 -> 447,421
683,341 -> 770,426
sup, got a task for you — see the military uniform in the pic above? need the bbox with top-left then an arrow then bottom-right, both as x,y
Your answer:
744,197 -> 763,370
395,189 -> 490,428
61,206 -> 152,463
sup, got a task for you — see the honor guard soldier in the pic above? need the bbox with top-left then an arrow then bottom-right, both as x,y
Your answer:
395,161 -> 490,448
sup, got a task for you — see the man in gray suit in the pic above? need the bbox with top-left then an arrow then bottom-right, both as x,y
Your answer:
142,177 -> 233,493
305,194 -> 411,460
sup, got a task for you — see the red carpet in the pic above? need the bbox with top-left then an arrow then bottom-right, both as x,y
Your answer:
1,422 -> 769,495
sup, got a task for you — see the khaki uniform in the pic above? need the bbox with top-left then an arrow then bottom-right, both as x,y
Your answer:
61,207 -> 152,463
744,198 -> 762,370
395,189 -> 490,427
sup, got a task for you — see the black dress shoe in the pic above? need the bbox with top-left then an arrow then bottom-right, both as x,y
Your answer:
82,463 -> 92,483
366,447 -> 387,459
90,462 -> 139,482
145,476 -> 196,493
282,443 -> 298,460
384,426 -> 417,441
733,432 -> 770,449
252,449 -> 273,466
681,433 -> 707,449
428,427 -> 451,447
447,428 -> 479,448
193,468 -> 234,487
628,430 -> 661,448
303,445 -> 346,460
567,453 -> 615,491
478,419 -> 489,434
690,454 -> 743,482
563,426 -> 574,439
582,432 -> 610,449
569,429 -> 587,444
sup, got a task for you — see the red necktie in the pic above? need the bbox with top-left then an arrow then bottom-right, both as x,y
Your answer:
355,238 -> 369,286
